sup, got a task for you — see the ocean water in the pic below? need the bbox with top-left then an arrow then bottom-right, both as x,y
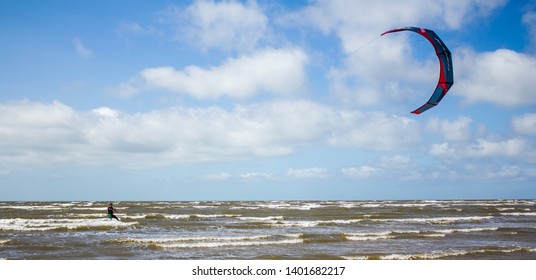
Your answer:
0,200 -> 535,260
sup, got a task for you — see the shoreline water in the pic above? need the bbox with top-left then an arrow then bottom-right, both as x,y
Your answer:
1,200 -> 535,260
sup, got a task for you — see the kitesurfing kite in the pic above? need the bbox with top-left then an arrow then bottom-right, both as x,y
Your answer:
381,27 -> 453,114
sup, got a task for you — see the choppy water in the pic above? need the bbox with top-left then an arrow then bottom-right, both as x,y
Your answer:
1,200 -> 535,260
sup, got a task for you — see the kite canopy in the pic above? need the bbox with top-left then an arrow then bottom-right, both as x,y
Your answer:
381,27 -> 453,114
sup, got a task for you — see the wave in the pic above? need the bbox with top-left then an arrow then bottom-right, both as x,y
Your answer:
343,227 -> 500,242
254,203 -> 323,211
357,246 -> 536,260
237,216 -> 284,221
345,232 -> 396,241
230,215 -> 495,228
191,214 -> 241,219
158,239 -> 302,249
371,215 -> 494,224
0,218 -> 137,231
500,212 -> 536,216
107,234 -> 303,249
140,213 -> 240,220
0,205 -> 63,211
69,206 -> 129,211
233,216 -> 495,227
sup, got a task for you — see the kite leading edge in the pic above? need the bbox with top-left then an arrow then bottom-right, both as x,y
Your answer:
381,27 -> 454,114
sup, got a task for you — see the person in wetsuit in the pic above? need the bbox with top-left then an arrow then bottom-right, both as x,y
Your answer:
107,203 -> 120,221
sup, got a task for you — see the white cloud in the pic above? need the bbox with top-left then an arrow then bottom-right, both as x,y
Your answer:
240,172 -> 274,180
512,113 -> 536,135
286,168 -> 330,179
328,113 -> 420,151
522,11 -> 536,52
378,155 -> 411,168
430,138 -> 536,163
4,98 -> 421,169
341,166 -> 381,178
285,0 -> 506,53
201,172 -> 233,181
427,116 -> 472,142
328,39 -> 438,109
465,138 -> 529,158
73,37 -> 93,58
281,1 -> 508,111
484,165 -> 522,179
1,99 -> 377,169
455,48 -> 536,107
116,21 -> 161,37
176,0 -> 268,52
429,142 -> 456,157
119,48 -> 308,100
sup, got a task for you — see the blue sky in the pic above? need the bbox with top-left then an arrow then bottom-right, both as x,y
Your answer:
1,0 -> 536,201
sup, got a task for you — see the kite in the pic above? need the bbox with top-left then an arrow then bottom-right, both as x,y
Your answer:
381,27 -> 453,114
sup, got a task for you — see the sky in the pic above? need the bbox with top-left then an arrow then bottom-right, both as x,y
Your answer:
1,0 -> 536,201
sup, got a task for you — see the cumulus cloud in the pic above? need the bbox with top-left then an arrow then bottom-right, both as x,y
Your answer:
73,37 -> 93,58
341,166 -> 381,178
201,172 -> 233,181
328,113 -> 420,151
116,21 -> 161,37
114,48 -> 308,99
378,155 -> 411,168
484,165 -> 522,179
427,116 -> 472,142
0,98 -> 431,170
455,48 -> 536,107
430,137 -> 536,163
280,0 -> 510,110
284,0 -> 506,53
173,0 -> 268,52
240,172 -> 274,180
0,100 -> 340,169
522,11 -> 536,52
512,113 -> 536,135
286,168 -> 330,179
465,138 -> 530,158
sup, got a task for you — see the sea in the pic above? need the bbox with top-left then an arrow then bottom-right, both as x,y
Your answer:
1,200 -> 535,260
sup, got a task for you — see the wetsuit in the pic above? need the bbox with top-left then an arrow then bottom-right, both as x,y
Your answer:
107,206 -> 119,221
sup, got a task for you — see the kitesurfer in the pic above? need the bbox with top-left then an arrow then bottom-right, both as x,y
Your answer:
107,203 -> 120,221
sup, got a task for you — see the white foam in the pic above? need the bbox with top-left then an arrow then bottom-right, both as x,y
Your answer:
159,239 -> 303,248
345,232 -> 395,241
70,206 -> 129,211
0,205 -> 63,210
0,218 -> 137,231
192,205 -> 218,209
67,213 -> 107,218
229,206 -> 260,210
430,227 -> 499,234
122,215 -> 148,220
374,216 -> 494,224
163,214 -> 190,219
0,239 -> 10,245
140,213 -> 240,219
359,203 -> 382,208
254,202 -> 324,211
267,220 -> 320,227
343,227 -> 499,242
114,233 -> 303,249
500,212 -> 536,216
377,246 -> 536,260
117,234 -> 301,244
238,216 -> 284,221
191,214 -> 240,219
496,208 -> 516,211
